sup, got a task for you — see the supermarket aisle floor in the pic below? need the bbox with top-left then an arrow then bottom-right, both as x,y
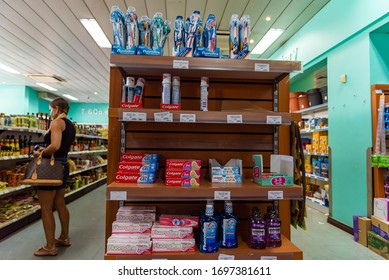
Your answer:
0,185 -> 385,260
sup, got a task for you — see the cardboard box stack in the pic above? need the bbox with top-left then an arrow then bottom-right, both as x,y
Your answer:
114,153 -> 159,183
165,159 -> 201,187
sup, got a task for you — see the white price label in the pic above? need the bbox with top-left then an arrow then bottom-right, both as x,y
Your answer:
227,115 -> 243,123
214,191 -> 231,200
255,63 -> 270,72
261,256 -> 277,260
110,191 -> 127,200
376,90 -> 383,94
122,112 -> 147,122
266,116 -> 282,124
154,112 -> 173,122
3,189 -> 9,193
268,191 -> 284,199
180,114 -> 196,122
218,254 -> 235,260
173,60 -> 189,69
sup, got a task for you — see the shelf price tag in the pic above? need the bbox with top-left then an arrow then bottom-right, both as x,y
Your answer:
218,254 -> 235,260
122,112 -> 147,122
173,60 -> 189,69
268,191 -> 283,200
180,114 -> 196,122
154,112 -> 173,122
227,115 -> 243,123
214,191 -> 231,200
266,116 -> 282,124
261,256 -> 277,260
110,191 -> 127,200
254,63 -> 270,72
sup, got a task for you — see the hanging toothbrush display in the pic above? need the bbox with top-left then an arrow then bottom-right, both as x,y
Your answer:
194,14 -> 220,58
229,14 -> 251,59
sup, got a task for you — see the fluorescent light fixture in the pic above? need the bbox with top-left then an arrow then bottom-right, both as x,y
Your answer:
80,19 -> 111,48
63,94 -> 78,101
36,82 -> 58,91
251,28 -> 284,55
0,63 -> 20,74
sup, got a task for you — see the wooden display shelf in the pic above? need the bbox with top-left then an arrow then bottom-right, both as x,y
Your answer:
107,181 -> 302,201
110,54 -> 301,82
110,108 -> 301,124
104,235 -> 302,260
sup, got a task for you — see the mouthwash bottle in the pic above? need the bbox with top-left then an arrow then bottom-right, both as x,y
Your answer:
199,201 -> 218,253
220,201 -> 238,248
249,207 -> 266,249
266,209 -> 282,247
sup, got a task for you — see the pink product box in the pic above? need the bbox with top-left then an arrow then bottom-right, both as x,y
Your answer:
106,241 -> 152,255
118,162 -> 158,173
152,239 -> 196,252
114,172 -> 156,183
118,206 -> 156,212
165,169 -> 200,179
116,212 -> 156,223
151,224 -> 194,239
166,159 -> 201,170
158,215 -> 199,228
112,221 -> 152,234
108,233 -> 151,243
165,178 -> 200,187
121,153 -> 160,163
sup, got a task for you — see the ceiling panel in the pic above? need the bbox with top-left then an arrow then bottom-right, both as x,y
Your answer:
0,0 -> 330,104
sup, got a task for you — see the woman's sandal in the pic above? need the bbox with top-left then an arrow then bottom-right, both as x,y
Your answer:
55,238 -> 71,247
34,246 -> 58,256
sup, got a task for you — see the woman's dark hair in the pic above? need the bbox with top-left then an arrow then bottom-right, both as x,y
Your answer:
50,97 -> 70,114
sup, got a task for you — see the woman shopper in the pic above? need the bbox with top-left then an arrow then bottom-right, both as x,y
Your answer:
33,97 -> 76,257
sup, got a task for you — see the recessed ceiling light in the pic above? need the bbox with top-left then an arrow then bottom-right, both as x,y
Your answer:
36,82 -> 58,91
63,94 -> 78,101
94,91 -> 98,95
265,16 -> 271,21
0,63 -> 20,74
249,39 -> 254,44
80,19 -> 111,48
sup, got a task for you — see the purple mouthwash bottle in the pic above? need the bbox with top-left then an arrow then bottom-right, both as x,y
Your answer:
266,209 -> 282,247
249,207 -> 266,249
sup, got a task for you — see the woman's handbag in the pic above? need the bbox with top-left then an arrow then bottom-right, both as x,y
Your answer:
22,152 -> 64,186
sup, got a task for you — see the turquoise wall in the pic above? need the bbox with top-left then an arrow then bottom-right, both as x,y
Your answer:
0,86 -> 108,124
272,0 -> 389,228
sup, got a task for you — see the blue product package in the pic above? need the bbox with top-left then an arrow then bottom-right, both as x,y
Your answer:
110,6 -> 126,53
203,14 -> 217,52
239,15 -> 250,52
125,6 -> 139,53
139,15 -> 151,48
229,14 -> 239,58
173,16 -> 185,54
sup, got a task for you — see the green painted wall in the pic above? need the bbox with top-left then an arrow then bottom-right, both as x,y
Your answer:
271,0 -> 389,228
0,86 -> 27,114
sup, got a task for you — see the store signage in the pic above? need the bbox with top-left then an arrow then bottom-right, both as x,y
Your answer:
81,108 -> 108,115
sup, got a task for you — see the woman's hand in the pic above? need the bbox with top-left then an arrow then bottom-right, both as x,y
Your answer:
32,147 -> 45,158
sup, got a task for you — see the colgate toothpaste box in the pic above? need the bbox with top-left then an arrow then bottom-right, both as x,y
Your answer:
165,169 -> 201,179
165,178 -> 200,187
112,221 -> 153,234
151,224 -> 194,239
118,162 -> 158,173
114,172 -> 156,183
118,206 -> 156,212
121,153 -> 160,163
166,159 -> 201,170
152,239 -> 196,252
158,215 -> 199,228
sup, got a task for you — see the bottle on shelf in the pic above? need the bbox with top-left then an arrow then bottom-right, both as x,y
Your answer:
249,207 -> 266,249
28,135 -> 33,155
219,200 -> 238,248
199,200 -> 219,253
265,208 -> 282,248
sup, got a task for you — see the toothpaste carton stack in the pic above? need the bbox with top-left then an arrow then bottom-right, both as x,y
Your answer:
165,159 -> 201,187
106,206 -> 156,255
114,153 -> 160,184
151,214 -> 198,252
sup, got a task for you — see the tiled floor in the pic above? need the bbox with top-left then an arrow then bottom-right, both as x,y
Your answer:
0,185 -> 384,260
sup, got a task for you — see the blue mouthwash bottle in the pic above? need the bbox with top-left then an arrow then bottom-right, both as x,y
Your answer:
266,209 -> 282,247
199,201 -> 218,253
249,207 -> 266,249
220,200 -> 238,248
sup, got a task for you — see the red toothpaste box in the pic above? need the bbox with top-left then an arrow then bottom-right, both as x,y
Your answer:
158,215 -> 199,228
166,159 -> 201,170
118,162 -> 158,173
121,153 -> 160,163
165,178 -> 200,187
114,172 -> 156,183
165,169 -> 201,179
152,239 -> 195,252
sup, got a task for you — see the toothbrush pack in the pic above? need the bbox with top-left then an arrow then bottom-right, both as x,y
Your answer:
194,14 -> 220,58
229,14 -> 251,59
